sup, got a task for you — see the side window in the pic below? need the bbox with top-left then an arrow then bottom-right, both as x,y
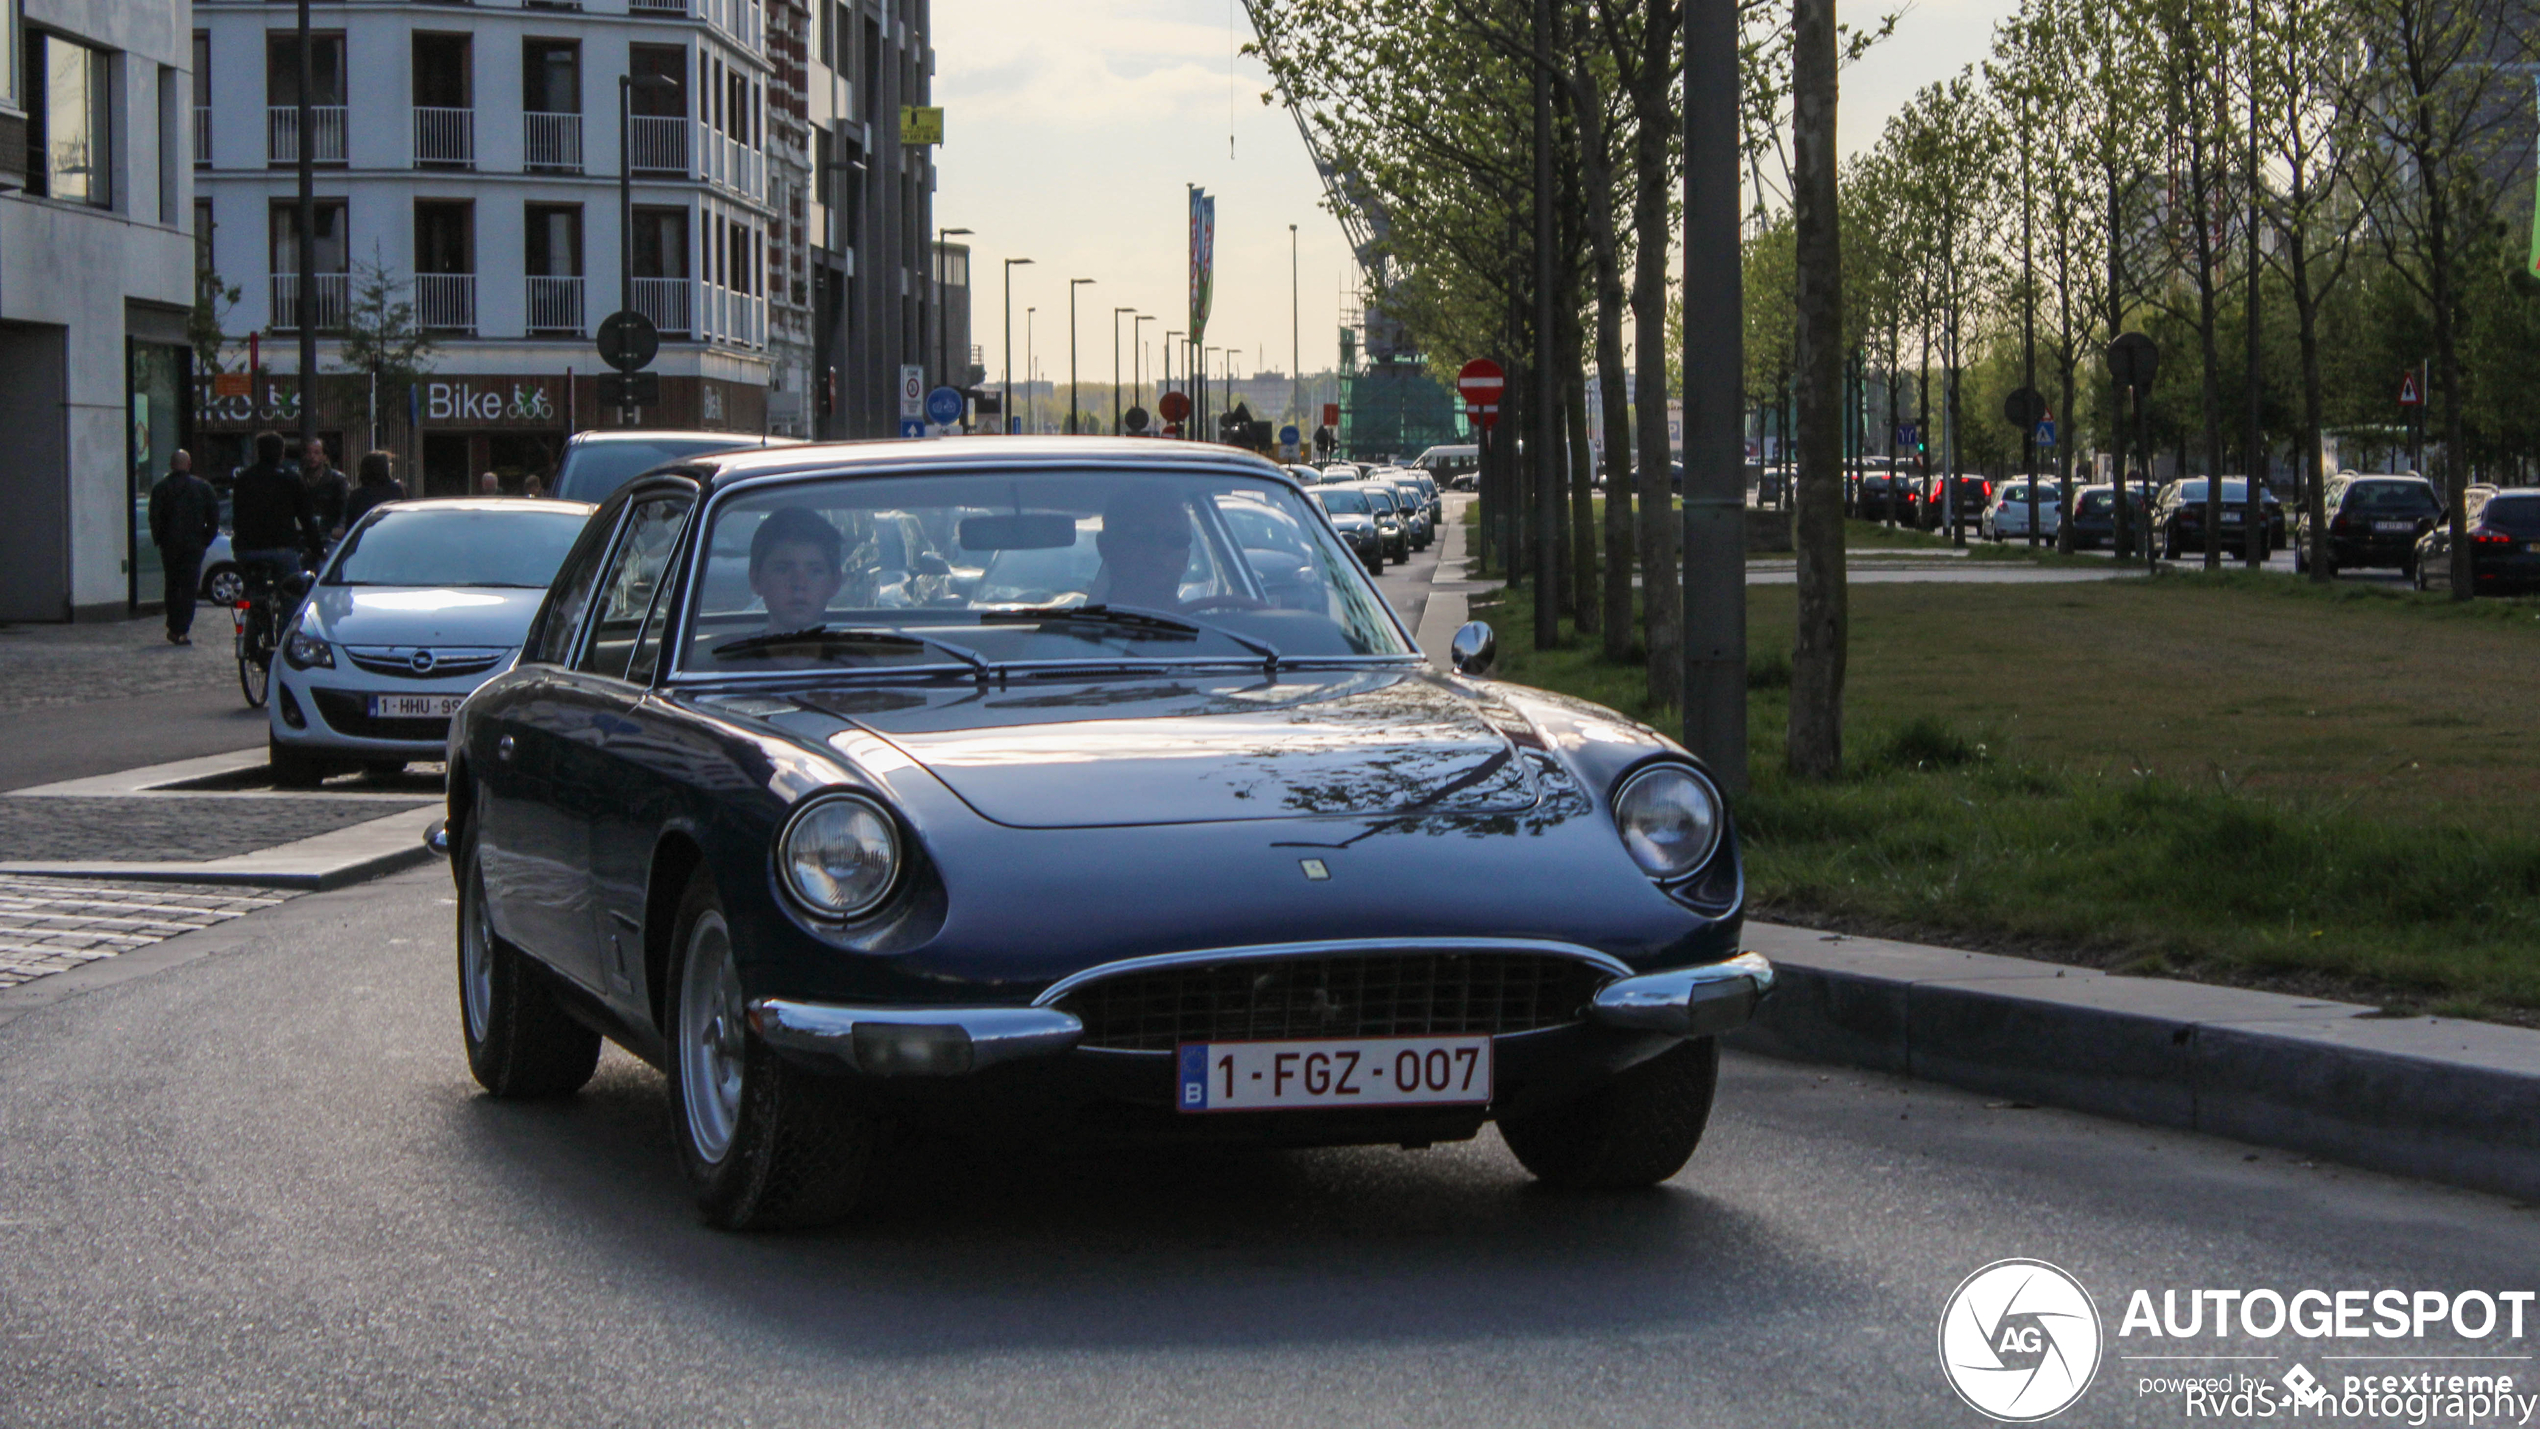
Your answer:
576,495 -> 695,679
626,575 -> 679,684
526,502 -> 625,665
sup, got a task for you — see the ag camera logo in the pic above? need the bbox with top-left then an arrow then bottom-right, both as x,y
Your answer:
1939,1259 -> 2103,1421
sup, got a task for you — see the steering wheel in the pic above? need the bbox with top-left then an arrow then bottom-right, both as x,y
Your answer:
1182,594 -> 1269,614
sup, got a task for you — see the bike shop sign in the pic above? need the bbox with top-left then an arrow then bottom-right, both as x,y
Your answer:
422,378 -> 561,425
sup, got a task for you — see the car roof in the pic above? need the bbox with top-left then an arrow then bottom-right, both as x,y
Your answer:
564,429 -> 802,448
676,435 -> 1297,492
370,497 -> 596,515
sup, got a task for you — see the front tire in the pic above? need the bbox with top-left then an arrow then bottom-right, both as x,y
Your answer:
666,870 -> 876,1231
1498,1038 -> 1720,1190
458,835 -> 601,1098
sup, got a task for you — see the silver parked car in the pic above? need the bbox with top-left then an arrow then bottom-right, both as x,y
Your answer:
551,430 -> 801,505
268,499 -> 594,785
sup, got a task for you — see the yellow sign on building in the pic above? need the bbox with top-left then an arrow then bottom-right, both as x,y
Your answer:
900,106 -> 943,144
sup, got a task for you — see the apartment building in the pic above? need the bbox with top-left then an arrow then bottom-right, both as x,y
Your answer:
0,0 -> 199,621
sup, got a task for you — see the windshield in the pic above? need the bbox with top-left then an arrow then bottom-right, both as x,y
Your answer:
555,438 -> 759,504
1363,487 -> 1400,515
2170,480 -> 2266,504
2346,480 -> 2440,515
1316,488 -> 1371,515
325,507 -> 589,588
681,468 -> 1413,675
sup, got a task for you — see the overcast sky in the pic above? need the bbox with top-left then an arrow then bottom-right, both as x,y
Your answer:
932,0 -> 2019,390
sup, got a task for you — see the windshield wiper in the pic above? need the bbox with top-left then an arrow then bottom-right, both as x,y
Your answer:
981,603 -> 1283,673
712,624 -> 991,681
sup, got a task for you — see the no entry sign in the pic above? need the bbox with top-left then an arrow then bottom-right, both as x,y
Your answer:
1458,358 -> 1505,430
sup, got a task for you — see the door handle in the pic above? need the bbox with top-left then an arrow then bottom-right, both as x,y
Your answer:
497,734 -> 516,761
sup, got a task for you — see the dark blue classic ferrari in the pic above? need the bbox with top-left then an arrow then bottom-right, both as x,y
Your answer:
442,438 -> 1769,1229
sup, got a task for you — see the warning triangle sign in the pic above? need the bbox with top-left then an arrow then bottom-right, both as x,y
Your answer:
2399,372 -> 2424,406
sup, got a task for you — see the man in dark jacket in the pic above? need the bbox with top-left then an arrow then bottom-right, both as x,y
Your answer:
231,430 -> 318,579
303,438 -> 350,543
147,450 -> 221,645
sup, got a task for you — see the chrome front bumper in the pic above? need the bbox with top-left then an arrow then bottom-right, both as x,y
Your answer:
745,950 -> 1774,1079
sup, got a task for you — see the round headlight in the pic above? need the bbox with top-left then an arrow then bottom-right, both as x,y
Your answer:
1611,764 -> 1724,879
778,795 -> 901,918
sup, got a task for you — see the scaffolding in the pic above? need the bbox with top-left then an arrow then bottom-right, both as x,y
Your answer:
1336,294 -> 1462,462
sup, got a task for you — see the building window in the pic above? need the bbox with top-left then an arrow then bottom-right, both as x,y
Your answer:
264,31 -> 347,166
195,196 -> 215,275
26,30 -> 111,206
523,39 -> 578,113
268,199 -> 349,330
412,199 -> 476,333
525,203 -> 583,335
191,32 -> 209,167
632,205 -> 691,337
628,44 -> 685,115
0,1 -> 17,112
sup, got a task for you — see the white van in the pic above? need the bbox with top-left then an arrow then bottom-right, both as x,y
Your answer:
1411,444 -> 1481,478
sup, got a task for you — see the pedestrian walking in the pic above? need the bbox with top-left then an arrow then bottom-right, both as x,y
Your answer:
303,438 -> 350,543
341,450 -> 406,531
147,450 -> 220,645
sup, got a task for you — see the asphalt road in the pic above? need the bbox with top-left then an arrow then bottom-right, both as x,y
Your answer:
4,867 -> 2532,1427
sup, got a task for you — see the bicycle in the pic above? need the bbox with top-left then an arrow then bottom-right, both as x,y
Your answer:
232,554 -> 308,709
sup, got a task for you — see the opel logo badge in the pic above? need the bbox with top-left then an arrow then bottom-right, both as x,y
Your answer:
410,649 -> 437,673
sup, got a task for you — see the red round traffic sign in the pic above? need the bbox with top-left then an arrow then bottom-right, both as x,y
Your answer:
1466,404 -> 1500,432
1158,391 -> 1193,423
1457,358 -> 1506,406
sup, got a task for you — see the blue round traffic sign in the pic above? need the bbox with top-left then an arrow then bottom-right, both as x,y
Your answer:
1278,424 -> 1300,446
925,386 -> 964,426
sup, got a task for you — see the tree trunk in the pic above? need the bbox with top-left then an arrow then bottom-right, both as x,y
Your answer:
1567,347 -> 1598,632
1599,256 -> 1638,658
1630,0 -> 1681,701
2293,228 -> 2330,584
1787,0 -> 1845,778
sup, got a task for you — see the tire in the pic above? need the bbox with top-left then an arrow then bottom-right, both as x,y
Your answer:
665,869 -> 876,1231
458,833 -> 602,1098
202,564 -> 243,607
237,636 -> 270,709
1497,1037 -> 1720,1190
269,736 -> 332,790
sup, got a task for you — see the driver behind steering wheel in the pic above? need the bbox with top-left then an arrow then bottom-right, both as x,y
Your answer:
1092,487 -> 1260,613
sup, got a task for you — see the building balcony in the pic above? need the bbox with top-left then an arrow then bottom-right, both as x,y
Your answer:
526,275 -> 585,335
269,272 -> 350,332
416,273 -> 477,333
193,106 -> 209,166
525,112 -> 582,172
267,106 -> 347,166
628,0 -> 690,14
633,276 -> 691,338
414,107 -> 474,167
628,114 -> 689,175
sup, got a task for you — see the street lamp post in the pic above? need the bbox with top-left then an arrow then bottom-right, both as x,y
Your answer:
1025,307 -> 1036,432
936,225 -> 971,409
1067,278 -> 1095,434
1112,307 -> 1135,434
1001,256 -> 1033,435
1134,314 -> 1155,429
1205,347 -> 1221,440
1164,331 -> 1181,431
1289,223 -> 1301,429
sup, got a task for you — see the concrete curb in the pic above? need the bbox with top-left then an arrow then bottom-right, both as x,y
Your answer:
0,804 -> 444,891
1726,921 -> 2540,1202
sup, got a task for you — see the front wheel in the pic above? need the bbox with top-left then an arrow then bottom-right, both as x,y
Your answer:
1497,1038 -> 1720,1190
458,835 -> 601,1098
237,621 -> 271,709
667,870 -> 876,1231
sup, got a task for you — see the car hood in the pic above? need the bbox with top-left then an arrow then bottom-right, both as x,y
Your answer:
723,670 -> 1545,829
301,585 -> 546,647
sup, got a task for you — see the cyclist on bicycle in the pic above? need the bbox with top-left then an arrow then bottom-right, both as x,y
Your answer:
231,430 -> 319,583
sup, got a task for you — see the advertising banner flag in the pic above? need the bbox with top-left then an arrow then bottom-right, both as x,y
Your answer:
1189,188 -> 1215,343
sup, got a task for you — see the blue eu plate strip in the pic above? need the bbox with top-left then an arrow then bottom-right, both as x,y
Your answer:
1178,1044 -> 1209,1110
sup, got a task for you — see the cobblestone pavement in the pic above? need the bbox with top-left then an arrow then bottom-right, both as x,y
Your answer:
0,617 -> 239,715
0,795 -> 435,862
0,877 -> 295,988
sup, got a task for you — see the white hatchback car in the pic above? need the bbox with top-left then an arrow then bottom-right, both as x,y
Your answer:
1983,482 -> 2062,542
268,498 -> 593,785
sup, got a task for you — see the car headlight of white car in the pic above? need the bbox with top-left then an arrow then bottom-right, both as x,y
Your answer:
281,620 -> 334,670
1611,764 -> 1725,879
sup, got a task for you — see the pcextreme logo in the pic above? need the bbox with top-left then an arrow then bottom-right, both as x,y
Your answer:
1939,1259 -> 2105,1422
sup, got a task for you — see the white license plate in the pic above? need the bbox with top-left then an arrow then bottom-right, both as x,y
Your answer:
2222,512 -> 2244,523
2376,521 -> 2414,533
368,694 -> 466,719
1177,1035 -> 1492,1112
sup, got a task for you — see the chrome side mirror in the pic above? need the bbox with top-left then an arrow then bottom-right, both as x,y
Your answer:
1450,621 -> 1496,676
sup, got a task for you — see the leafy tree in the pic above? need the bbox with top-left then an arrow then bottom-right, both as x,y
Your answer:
335,248 -> 440,437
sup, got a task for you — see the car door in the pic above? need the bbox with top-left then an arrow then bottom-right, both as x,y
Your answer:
472,495 -> 628,966
539,488 -> 697,996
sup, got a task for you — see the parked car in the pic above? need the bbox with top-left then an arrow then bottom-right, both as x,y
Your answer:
1982,482 -> 2063,542
1849,472 -> 1913,523
2298,473 -> 2442,577
2063,484 -> 2149,550
552,430 -> 803,506
2152,478 -> 2286,558
1379,475 -> 1432,549
1916,474 -> 1993,531
2412,485 -> 2540,596
1309,485 -> 1387,571
269,498 -> 595,786
1410,443 -> 1480,481
440,437 -> 1767,1229
1448,470 -> 1481,492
